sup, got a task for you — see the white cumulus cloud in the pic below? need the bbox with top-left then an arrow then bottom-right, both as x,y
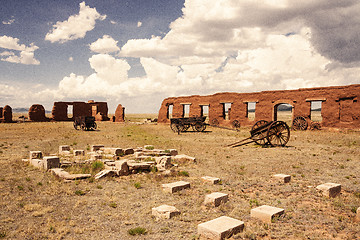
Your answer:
89,35 -> 120,54
45,1 -> 106,43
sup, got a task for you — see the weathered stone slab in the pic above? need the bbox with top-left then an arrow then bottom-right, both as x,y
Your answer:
152,205 -> 180,219
127,161 -> 151,171
73,150 -> 85,156
101,147 -> 124,156
134,152 -> 144,158
30,159 -> 44,169
250,205 -> 284,223
204,192 -> 228,207
59,145 -> 70,153
168,149 -> 178,156
90,153 -> 102,161
91,145 -> 104,152
162,181 -> 190,193
154,156 -> 172,171
316,183 -> 341,198
202,176 -> 220,184
273,174 -> 291,183
94,169 -> 118,179
50,168 -> 91,180
43,156 -> 60,170
198,216 -> 244,240
172,154 -> 196,163
29,151 -> 42,160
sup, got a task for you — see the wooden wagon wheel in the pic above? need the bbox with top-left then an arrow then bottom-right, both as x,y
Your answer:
232,120 -> 240,129
266,121 -> 290,147
80,122 -> 86,131
192,122 -> 206,132
292,116 -> 308,131
251,120 -> 269,145
182,124 -> 191,131
73,121 -> 79,130
170,123 -> 179,133
309,122 -> 321,130
211,118 -> 219,126
91,122 -> 97,130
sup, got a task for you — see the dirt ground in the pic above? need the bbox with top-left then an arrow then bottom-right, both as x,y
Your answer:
0,114 -> 359,239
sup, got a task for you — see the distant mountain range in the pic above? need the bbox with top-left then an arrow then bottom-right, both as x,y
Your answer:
12,108 -> 51,113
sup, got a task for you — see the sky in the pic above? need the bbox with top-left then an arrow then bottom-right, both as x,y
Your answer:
1,0 -> 360,113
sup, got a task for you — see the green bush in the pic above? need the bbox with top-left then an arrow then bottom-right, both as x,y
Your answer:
178,171 -> 189,177
128,227 -> 147,236
92,161 -> 104,172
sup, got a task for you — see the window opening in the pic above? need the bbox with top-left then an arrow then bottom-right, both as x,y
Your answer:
275,103 -> 292,124
167,104 -> 173,119
222,103 -> 231,120
183,104 -> 190,118
67,105 -> 73,119
310,101 -> 322,122
247,102 -> 256,120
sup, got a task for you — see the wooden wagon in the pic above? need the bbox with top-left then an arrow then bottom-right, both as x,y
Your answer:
170,116 -> 208,133
73,116 -> 97,131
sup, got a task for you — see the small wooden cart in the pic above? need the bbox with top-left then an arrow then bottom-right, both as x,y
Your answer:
73,116 -> 97,131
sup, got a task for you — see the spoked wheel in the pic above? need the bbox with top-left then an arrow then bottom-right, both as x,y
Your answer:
192,122 -> 206,132
211,118 -> 219,126
73,122 -> 79,130
292,116 -> 308,131
91,122 -> 97,130
251,120 -> 269,145
170,123 -> 179,133
81,123 -> 86,131
266,121 -> 290,147
182,124 -> 190,132
232,120 -> 240,129
310,122 -> 321,130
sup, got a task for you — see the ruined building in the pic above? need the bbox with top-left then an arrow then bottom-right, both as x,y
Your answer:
0,105 -> 13,123
113,104 -> 125,122
158,84 -> 360,129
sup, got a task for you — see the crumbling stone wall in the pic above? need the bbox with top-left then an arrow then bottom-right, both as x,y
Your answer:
0,105 -> 13,123
158,84 -> 360,129
29,104 -> 48,122
52,101 -> 109,121
114,104 -> 125,122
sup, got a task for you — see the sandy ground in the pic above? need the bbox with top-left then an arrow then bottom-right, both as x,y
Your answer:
0,115 -> 359,239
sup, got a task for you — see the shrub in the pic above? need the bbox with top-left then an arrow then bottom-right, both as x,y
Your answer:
145,146 -> 154,150
92,161 -> 104,172
178,171 -> 189,177
75,190 -> 86,196
134,182 -> 141,189
128,227 -> 147,236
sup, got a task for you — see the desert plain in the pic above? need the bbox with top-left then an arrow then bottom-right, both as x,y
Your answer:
0,113 -> 359,239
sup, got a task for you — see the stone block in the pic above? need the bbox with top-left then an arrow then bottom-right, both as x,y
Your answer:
162,181 -> 190,193
91,145 -> 104,152
173,154 -> 196,163
250,205 -> 284,223
30,159 -> 44,169
29,151 -> 42,160
115,160 -> 129,175
124,148 -> 134,155
127,161 -> 151,171
198,216 -> 244,240
273,174 -> 291,183
102,147 -> 124,156
204,192 -> 228,207
155,156 -> 172,171
168,149 -> 178,156
73,150 -> 85,156
50,168 -> 91,180
59,145 -> 70,153
134,152 -> 144,158
90,153 -> 102,161
316,183 -> 341,198
94,169 -> 118,179
152,205 -> 180,219
202,176 -> 220,184
43,156 -> 60,170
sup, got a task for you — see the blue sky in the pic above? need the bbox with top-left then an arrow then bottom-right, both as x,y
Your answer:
1,0 -> 360,113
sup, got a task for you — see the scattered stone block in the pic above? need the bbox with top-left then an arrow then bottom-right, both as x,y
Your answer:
202,176 -> 220,184
316,183 -> 341,198
204,192 -> 228,207
124,148 -> 134,155
115,160 -> 129,175
155,156 -> 172,171
50,168 -> 91,180
134,152 -> 144,158
173,154 -> 196,163
198,216 -> 244,240
73,150 -> 85,156
152,205 -> 180,219
162,181 -> 190,193
59,145 -> 70,153
43,156 -> 60,170
127,160 -> 151,171
91,145 -> 104,152
29,151 -> 42,160
273,174 -> 291,183
250,205 -> 284,223
30,159 -> 44,169
168,149 -> 178,156
102,147 -> 124,156
94,169 -> 118,179
90,153 -> 102,161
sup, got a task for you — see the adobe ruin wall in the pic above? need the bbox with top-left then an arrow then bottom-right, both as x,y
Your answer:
158,84 -> 360,129
0,105 -> 13,123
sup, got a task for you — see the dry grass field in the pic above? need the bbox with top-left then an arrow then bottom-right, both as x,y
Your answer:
1,114 -> 360,239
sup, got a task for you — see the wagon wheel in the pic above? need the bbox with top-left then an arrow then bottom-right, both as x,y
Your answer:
170,123 -> 178,133
211,118 -> 219,126
192,122 -> 206,132
91,122 -> 97,130
292,116 -> 308,131
80,122 -> 86,131
73,122 -> 78,130
310,122 -> 321,130
182,124 -> 190,132
266,121 -> 290,147
232,120 -> 240,129
251,120 -> 269,145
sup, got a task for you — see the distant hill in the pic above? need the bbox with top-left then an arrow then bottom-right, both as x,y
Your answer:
12,108 -> 51,113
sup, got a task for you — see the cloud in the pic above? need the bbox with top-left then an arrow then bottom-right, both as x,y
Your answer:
45,1 -> 106,43
0,35 -> 39,65
89,35 -> 120,54
2,16 -> 15,25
